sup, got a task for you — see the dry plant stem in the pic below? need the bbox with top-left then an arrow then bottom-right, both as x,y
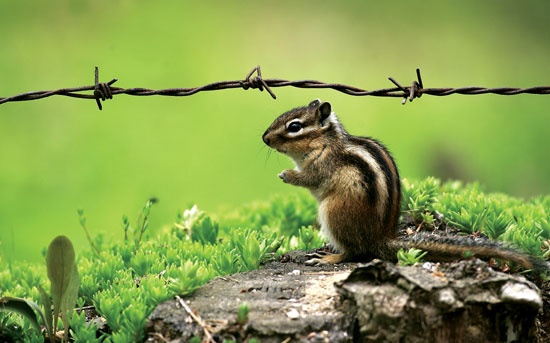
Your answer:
150,333 -> 170,343
175,295 -> 215,343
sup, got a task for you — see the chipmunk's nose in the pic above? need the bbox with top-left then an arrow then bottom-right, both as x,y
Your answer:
262,131 -> 270,145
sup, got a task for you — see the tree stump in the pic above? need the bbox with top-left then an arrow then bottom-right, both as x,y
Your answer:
147,252 -> 545,342
338,260 -> 542,343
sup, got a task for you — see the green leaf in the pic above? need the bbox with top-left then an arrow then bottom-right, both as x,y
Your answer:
397,248 -> 428,266
237,302 -> 250,325
0,296 -> 44,333
191,215 -> 219,245
38,285 -> 54,339
46,235 -> 80,338
61,264 -> 80,338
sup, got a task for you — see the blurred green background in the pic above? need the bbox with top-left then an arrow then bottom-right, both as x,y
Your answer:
1,1 -> 548,262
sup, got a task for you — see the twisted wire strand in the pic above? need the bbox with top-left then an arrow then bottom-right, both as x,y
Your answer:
1,66 -> 548,110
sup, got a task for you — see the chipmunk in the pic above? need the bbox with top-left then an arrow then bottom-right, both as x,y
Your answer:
262,99 -> 546,271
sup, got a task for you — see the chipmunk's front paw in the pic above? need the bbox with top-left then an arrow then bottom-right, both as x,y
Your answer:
278,169 -> 298,184
305,252 -> 346,265
305,252 -> 328,266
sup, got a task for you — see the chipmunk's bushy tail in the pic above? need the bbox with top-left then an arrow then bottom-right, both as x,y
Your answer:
382,233 -> 548,272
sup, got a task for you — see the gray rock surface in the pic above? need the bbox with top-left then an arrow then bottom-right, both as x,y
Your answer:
338,260 -> 541,343
147,252 -> 544,342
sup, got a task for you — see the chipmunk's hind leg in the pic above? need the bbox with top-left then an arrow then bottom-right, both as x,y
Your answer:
305,251 -> 348,265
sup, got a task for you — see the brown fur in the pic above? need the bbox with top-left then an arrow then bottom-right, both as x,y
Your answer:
263,100 -> 401,265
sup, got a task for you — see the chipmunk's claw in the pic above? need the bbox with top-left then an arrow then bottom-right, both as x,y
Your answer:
304,251 -> 346,265
305,252 -> 329,266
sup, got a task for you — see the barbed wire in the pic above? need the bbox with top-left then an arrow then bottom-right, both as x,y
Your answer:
0,66 -> 548,110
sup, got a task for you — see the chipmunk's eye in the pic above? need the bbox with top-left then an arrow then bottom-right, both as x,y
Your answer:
287,121 -> 303,133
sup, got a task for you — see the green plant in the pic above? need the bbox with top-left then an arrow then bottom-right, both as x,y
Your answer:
71,203 -> 289,341
134,198 -> 157,252
296,226 -> 324,251
0,297 -> 45,334
483,211 -> 514,240
402,177 -> 440,228
501,226 -> 544,259
1,181 -> 548,342
237,302 -> 250,325
230,228 -> 282,271
211,248 -> 241,275
46,236 -> 80,341
96,198 -> 158,254
78,209 -> 100,255
397,248 -> 428,266
69,308 -> 102,343
92,271 -> 164,342
0,314 -> 43,342
226,192 -> 317,237
167,260 -> 215,295
0,235 -> 80,343
172,205 -> 219,244
281,225 -> 325,254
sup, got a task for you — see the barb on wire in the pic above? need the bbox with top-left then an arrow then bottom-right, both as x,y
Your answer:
0,65 -> 549,110
241,65 -> 276,99
93,67 -> 118,110
388,68 -> 424,104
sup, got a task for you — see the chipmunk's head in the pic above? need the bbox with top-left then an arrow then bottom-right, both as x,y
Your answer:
262,99 -> 346,162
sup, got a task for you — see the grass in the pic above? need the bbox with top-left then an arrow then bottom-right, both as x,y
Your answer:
1,177 -> 549,342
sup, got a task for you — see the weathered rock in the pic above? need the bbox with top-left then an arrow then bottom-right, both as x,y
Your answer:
146,252 -> 545,343
147,251 -> 356,342
338,259 -> 542,343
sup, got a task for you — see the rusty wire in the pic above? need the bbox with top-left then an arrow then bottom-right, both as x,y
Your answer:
0,66 -> 549,110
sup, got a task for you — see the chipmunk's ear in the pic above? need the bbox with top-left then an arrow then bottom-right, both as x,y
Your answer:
318,102 -> 332,122
308,99 -> 321,108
